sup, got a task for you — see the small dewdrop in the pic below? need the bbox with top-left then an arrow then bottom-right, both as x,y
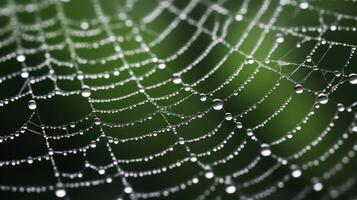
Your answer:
124,186 -> 133,194
80,21 -> 89,30
246,56 -> 254,64
212,99 -> 223,110
55,188 -> 66,198
299,2 -> 309,9
348,73 -> 357,84
351,124 -> 357,132
225,113 -> 233,121
190,154 -> 197,162
276,35 -> 284,43
330,25 -> 337,31
28,99 -> 37,110
98,168 -> 106,175
113,69 -> 120,76
313,181 -> 323,191
172,74 -> 182,84
158,62 -> 166,69
291,165 -> 302,178
17,54 -> 26,62
260,143 -> 271,157
236,122 -> 243,129
225,184 -> 237,194
294,84 -> 304,94
234,14 -> 243,21
317,93 -> 328,104
21,69 -> 29,78
337,103 -> 345,112
204,169 -> 214,179
81,86 -> 91,97
200,94 -> 207,102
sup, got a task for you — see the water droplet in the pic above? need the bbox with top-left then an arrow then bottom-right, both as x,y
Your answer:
260,143 -> 271,157
299,2 -> 309,9
124,186 -> 133,194
294,84 -> 303,94
246,56 -> 254,64
81,86 -> 91,97
225,113 -> 233,121
94,117 -> 101,125
204,170 -> 214,179
21,70 -> 29,78
190,154 -> 197,162
276,35 -> 284,43
17,55 -> 26,62
313,182 -> 323,191
158,63 -> 166,69
98,168 -> 106,175
28,99 -> 37,110
172,74 -> 182,84
55,188 -> 66,198
113,69 -> 120,76
337,103 -> 345,112
80,22 -> 89,30
212,99 -> 223,110
236,122 -> 243,129
234,14 -> 243,21
317,94 -> 328,104
200,94 -> 207,102
291,165 -> 302,178
348,73 -> 357,84
225,184 -> 236,194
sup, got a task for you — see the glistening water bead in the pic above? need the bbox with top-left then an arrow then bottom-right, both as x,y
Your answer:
172,74 -> 182,84
260,143 -> 271,157
81,86 -> 91,97
55,188 -> 66,198
294,84 -> 303,94
317,94 -> 328,104
225,184 -> 237,194
349,73 -> 357,84
28,99 -> 37,110
212,99 -> 223,110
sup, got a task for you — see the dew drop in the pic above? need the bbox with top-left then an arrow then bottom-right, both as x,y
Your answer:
317,94 -> 328,104
80,22 -> 89,30
234,14 -> 243,21
337,103 -> 345,112
81,86 -> 91,97
225,184 -> 236,194
348,73 -> 357,84
113,69 -> 120,76
17,55 -> 26,62
236,122 -> 243,129
299,2 -> 309,9
260,143 -> 271,157
200,94 -> 207,102
124,186 -> 133,194
276,35 -> 284,43
158,63 -> 166,69
55,188 -> 66,198
294,84 -> 303,94
212,99 -> 223,110
313,182 -> 323,191
291,165 -> 302,178
204,170 -> 214,179
28,99 -> 37,110
225,113 -> 233,121
172,74 -> 182,84
21,70 -> 29,78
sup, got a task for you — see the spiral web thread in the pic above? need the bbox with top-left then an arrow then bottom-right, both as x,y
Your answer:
0,0 -> 357,199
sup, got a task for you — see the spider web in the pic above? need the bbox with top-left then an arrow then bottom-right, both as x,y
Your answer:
0,0 -> 357,199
